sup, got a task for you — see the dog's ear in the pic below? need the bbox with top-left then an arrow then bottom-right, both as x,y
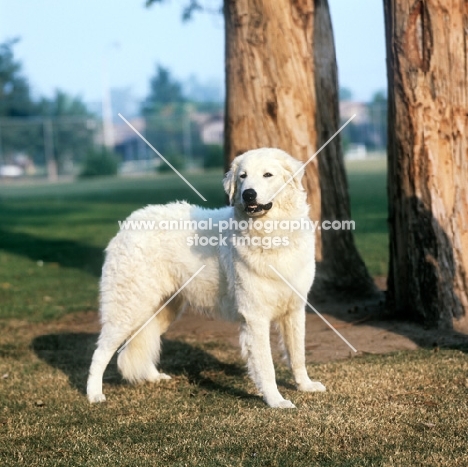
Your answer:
223,155 -> 244,206
280,156 -> 305,191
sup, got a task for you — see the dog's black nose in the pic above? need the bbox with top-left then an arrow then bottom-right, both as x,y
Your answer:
242,189 -> 257,202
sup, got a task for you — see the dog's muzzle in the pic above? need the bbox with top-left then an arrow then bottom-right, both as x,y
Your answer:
242,189 -> 273,214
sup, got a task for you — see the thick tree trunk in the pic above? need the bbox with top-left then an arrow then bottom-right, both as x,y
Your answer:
224,0 -> 376,297
313,0 -> 376,296
384,0 -> 468,328
224,0 -> 320,237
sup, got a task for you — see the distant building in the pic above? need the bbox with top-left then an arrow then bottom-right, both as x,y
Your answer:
200,114 -> 224,145
339,101 -> 369,125
108,112 -> 225,166
345,143 -> 367,160
340,100 -> 387,155
190,112 -> 224,146
112,117 -> 148,162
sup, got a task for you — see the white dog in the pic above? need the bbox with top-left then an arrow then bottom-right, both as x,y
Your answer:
87,147 -> 326,408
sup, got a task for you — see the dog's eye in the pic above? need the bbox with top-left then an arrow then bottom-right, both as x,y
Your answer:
263,172 -> 273,178
239,173 -> 247,179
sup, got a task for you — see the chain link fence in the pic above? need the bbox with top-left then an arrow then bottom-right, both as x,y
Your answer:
0,101 -> 386,181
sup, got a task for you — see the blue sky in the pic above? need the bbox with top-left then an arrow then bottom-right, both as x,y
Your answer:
0,0 -> 386,104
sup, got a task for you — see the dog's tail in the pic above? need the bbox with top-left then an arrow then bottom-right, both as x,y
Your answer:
117,317 -> 162,383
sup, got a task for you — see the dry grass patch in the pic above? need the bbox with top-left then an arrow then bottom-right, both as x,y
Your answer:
1,317 -> 468,466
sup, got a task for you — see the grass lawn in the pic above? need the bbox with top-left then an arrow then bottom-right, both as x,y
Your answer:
0,160 -> 387,321
3,160 -> 465,465
346,159 -> 388,278
1,320 -> 467,466
0,171 -> 225,321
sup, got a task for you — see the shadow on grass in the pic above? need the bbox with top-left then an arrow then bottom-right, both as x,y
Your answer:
31,333 -> 253,401
0,229 -> 103,276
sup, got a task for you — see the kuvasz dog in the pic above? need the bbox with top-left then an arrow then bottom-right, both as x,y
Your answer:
87,147 -> 325,408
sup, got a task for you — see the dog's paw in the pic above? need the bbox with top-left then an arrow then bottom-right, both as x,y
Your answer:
275,399 -> 296,409
147,372 -> 172,383
298,380 -> 326,392
268,398 -> 296,409
158,373 -> 172,380
88,393 -> 106,404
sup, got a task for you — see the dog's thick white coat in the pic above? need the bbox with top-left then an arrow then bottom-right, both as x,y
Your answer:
87,148 -> 325,408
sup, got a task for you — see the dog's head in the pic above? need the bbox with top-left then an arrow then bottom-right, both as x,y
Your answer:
223,148 -> 305,217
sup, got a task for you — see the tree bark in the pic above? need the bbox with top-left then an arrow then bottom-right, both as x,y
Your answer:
384,0 -> 468,328
224,0 -> 320,229
313,0 -> 376,296
224,0 -> 376,297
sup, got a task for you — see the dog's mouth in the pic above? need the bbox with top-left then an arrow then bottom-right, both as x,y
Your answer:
244,201 -> 273,214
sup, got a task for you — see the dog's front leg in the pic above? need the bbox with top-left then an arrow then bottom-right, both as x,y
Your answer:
279,308 -> 326,393
240,318 -> 295,408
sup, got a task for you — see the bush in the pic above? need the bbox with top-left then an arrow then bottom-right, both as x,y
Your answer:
203,144 -> 224,169
80,149 -> 119,178
157,153 -> 185,173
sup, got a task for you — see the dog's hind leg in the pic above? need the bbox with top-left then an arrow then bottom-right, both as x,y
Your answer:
87,321 -> 132,403
117,302 -> 181,384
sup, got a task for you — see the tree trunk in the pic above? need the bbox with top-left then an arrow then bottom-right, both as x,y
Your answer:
224,0 -> 376,297
224,0 -> 320,233
384,0 -> 468,328
313,0 -> 376,296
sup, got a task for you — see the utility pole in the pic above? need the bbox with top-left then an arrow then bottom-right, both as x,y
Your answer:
101,43 -> 120,150
44,119 -> 57,181
183,104 -> 193,169
0,121 -> 3,166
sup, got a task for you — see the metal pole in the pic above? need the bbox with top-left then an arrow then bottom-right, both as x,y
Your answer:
183,105 -> 192,168
102,55 -> 114,149
0,121 -> 3,166
44,119 -> 57,181
101,43 -> 119,150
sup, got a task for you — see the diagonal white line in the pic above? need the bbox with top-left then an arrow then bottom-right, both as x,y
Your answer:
269,265 -> 357,353
117,265 -> 206,354
118,113 -> 207,202
267,114 -> 357,203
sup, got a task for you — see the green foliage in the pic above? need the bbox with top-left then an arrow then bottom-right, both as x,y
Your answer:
145,108 -> 187,159
203,144 -> 224,169
38,90 -> 96,173
79,148 -> 119,178
157,152 -> 186,173
368,90 -> 388,150
339,86 -> 353,101
142,65 -> 186,115
140,60 -> 226,171
142,66 -> 188,160
341,90 -> 388,152
38,89 -> 89,117
0,40 -> 96,171
0,38 -> 34,117
0,39 -> 38,161
371,89 -> 387,104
